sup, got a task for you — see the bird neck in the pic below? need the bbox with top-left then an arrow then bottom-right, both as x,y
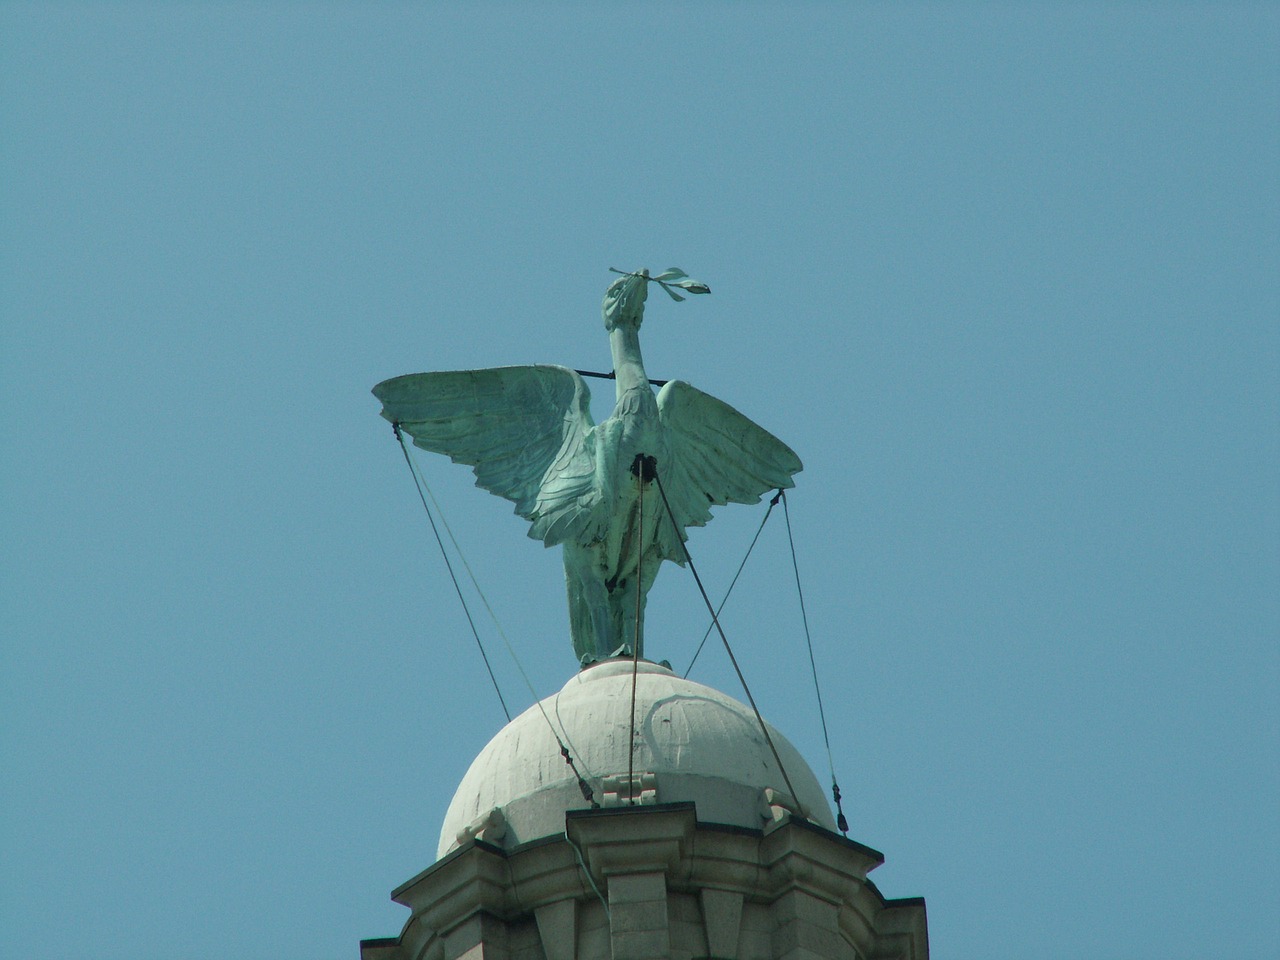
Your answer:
609,324 -> 649,400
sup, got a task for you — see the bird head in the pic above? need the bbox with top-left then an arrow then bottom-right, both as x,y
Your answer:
602,268 -> 650,331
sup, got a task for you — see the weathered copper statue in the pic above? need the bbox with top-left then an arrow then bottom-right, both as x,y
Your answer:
373,269 -> 801,665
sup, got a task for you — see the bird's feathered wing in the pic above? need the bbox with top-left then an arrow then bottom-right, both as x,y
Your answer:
372,365 -> 600,546
654,380 -> 803,563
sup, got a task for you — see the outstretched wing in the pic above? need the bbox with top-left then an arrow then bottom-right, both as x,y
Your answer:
654,380 -> 802,562
372,364 -> 599,545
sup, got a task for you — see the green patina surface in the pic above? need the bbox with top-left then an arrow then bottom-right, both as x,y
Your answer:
374,270 -> 802,665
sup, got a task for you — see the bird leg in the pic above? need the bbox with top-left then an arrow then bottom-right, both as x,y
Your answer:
564,541 -> 616,666
608,551 -> 660,661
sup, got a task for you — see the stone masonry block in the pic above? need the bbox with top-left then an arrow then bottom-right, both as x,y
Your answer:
453,942 -> 507,960
578,919 -> 610,958
533,900 -> 576,960
776,951 -> 836,960
669,918 -> 707,957
773,917 -> 845,958
668,892 -> 701,922
610,900 -> 670,934
700,888 -> 744,959
445,913 -> 509,960
611,927 -> 672,960
771,890 -> 839,930
608,871 -> 668,905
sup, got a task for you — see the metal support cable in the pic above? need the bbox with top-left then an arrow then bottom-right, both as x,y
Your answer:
628,455 -> 646,805
393,423 -> 511,722
651,471 -> 804,811
684,492 -> 780,679
392,424 -> 597,805
780,491 -> 849,835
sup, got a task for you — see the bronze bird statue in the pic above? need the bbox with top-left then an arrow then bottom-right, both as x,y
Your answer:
373,269 -> 802,666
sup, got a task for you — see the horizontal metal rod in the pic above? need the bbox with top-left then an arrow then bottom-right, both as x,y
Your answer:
575,368 -> 669,387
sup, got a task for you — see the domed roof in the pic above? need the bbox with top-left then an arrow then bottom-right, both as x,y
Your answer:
438,659 -> 835,858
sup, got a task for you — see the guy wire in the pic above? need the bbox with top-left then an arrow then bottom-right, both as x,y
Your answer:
393,423 -> 510,722
393,424 -> 599,804
652,472 -> 804,810
628,453 -> 648,807
780,491 -> 849,835
684,492 -> 780,678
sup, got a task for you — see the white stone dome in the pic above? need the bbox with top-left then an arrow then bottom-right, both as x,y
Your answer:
438,659 -> 836,858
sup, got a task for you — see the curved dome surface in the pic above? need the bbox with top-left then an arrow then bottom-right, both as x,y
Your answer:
439,659 -> 835,858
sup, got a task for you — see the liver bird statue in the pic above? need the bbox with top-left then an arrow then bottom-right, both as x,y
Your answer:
373,269 -> 802,666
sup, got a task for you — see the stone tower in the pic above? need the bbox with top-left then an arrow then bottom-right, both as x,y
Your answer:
359,659 -> 928,959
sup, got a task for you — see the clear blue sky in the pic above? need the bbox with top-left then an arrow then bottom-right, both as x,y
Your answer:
3,4 -> 1276,958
